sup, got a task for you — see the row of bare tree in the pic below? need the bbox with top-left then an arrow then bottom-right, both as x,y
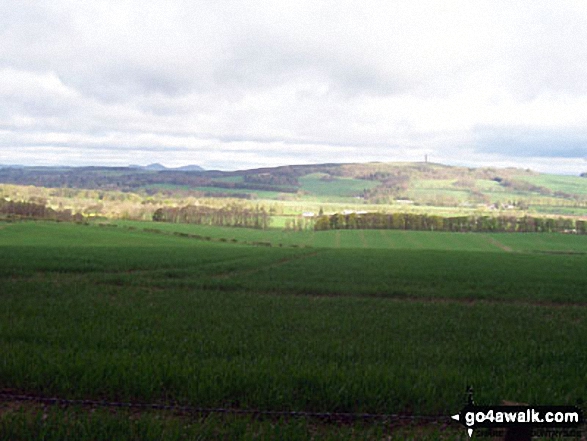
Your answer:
153,204 -> 271,229
314,212 -> 587,234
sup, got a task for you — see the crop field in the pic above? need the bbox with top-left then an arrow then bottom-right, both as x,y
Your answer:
531,205 -> 587,216
406,188 -> 473,203
298,174 -> 378,198
520,174 -> 587,196
1,221 -> 586,440
144,184 -> 284,199
473,179 -> 503,191
115,219 -> 587,253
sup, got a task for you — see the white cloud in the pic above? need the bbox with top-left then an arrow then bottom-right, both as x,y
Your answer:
1,0 -> 586,173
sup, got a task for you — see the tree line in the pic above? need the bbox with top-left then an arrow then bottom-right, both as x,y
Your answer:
243,172 -> 299,187
204,180 -> 298,193
153,204 -> 271,229
0,168 -> 298,194
0,198 -> 85,222
314,212 -> 587,234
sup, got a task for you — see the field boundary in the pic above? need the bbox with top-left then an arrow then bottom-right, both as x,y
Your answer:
483,235 -> 513,252
0,392 -> 448,424
531,250 -> 587,255
358,230 -> 368,248
257,290 -> 587,308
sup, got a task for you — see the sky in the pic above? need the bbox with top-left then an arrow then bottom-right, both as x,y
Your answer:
1,1 -> 586,174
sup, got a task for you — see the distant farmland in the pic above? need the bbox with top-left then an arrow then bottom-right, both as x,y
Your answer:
3,162 -> 587,216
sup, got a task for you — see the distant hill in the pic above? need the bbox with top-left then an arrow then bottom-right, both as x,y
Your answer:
129,163 -> 166,171
175,164 -> 204,171
1,162 -> 587,215
0,164 -> 26,169
129,163 -> 204,171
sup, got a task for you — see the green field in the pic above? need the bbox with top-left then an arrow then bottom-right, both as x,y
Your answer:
1,221 -> 586,439
113,219 -> 587,253
298,173 -> 378,198
531,205 -> 587,216
521,174 -> 587,196
144,183 -> 284,199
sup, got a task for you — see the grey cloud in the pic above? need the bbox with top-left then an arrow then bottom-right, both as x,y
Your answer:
90,68 -> 194,103
1,1 -> 417,103
474,128 -> 587,158
211,35 -> 412,98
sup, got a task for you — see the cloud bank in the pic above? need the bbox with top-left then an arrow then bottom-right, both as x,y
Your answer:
1,0 -> 586,173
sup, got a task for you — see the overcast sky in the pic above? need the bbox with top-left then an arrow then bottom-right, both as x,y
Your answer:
1,1 -> 586,173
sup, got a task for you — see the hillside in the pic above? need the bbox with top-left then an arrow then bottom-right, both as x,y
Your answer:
1,162 -> 587,216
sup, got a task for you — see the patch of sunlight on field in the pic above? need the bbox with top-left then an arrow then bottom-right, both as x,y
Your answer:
521,174 -> 587,195
493,232 -> 587,253
475,179 -> 503,191
411,179 -> 456,189
0,222 -> 199,247
108,220 -> 587,253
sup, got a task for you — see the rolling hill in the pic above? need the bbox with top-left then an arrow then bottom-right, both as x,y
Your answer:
1,162 -> 586,216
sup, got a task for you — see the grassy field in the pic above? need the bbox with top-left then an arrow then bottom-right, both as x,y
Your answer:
298,174 -> 378,198
113,219 -> 587,253
530,205 -> 587,216
520,174 -> 587,196
144,183 -> 285,199
1,221 -> 586,439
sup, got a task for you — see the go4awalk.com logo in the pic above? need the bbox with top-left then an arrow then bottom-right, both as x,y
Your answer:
451,404 -> 584,438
